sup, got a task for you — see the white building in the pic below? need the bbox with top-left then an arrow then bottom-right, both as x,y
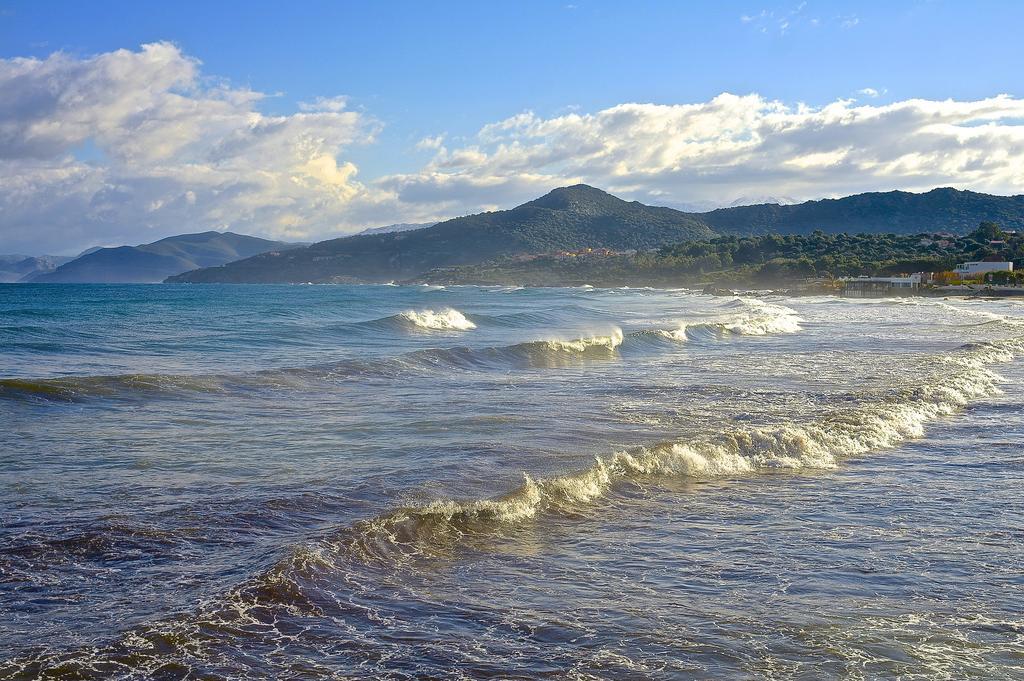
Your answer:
954,261 -> 1014,277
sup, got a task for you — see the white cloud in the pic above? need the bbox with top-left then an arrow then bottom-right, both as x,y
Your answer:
742,5 -> 853,35
298,95 -> 349,113
3,43 -> 1024,254
377,93 -> 1024,215
0,43 -> 383,253
856,87 -> 881,98
415,134 -> 446,151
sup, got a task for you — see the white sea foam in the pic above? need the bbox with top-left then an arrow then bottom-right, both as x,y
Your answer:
659,298 -> 803,341
354,336 -> 1024,553
400,308 -> 476,331
540,328 -> 624,353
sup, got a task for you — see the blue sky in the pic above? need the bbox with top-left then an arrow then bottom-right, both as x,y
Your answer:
2,1 -> 1024,253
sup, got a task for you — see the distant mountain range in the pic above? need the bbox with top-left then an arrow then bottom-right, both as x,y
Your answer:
726,195 -> 800,208
11,184 -> 1024,285
168,184 -> 1024,285
671,195 -> 799,212
0,254 -> 74,283
29,232 -> 298,283
167,185 -> 714,283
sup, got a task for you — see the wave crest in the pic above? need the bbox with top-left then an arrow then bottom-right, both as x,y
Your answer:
345,337 -> 1023,560
533,328 -> 624,353
399,308 -> 476,331
660,298 -> 802,341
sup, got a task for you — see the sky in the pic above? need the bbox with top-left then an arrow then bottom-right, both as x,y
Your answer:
2,0 -> 1024,254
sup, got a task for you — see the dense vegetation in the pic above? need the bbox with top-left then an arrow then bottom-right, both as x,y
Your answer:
422,223 -> 1024,287
701,188 -> 1024,236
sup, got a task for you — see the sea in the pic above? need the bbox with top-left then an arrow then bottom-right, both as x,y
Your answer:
1,283 -> 1022,679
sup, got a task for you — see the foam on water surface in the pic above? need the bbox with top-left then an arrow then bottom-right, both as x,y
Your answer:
2,284 -> 1023,679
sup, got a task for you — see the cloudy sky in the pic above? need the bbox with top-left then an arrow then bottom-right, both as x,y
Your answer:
2,0 -> 1024,254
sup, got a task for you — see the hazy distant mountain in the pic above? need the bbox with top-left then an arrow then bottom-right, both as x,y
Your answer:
34,231 -> 299,283
168,185 -> 714,283
700,187 -> 1024,235
726,195 -> 800,207
356,222 -> 436,236
672,195 -> 799,212
669,199 -> 722,213
167,184 -> 1024,285
0,254 -> 74,283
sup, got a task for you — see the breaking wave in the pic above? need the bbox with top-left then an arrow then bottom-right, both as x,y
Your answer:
658,298 -> 803,341
344,336 -> 1023,559
0,330 -> 626,402
526,328 -> 624,353
402,329 -> 625,370
5,333 -> 1024,678
398,308 -> 476,331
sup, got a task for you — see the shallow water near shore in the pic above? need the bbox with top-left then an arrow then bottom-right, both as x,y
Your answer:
1,283 -> 1023,679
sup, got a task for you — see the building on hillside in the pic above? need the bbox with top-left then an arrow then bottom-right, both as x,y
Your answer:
954,260 -> 1013,278
841,274 -> 922,297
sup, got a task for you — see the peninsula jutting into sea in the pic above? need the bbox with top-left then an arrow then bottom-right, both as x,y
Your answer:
3,3 -> 1024,679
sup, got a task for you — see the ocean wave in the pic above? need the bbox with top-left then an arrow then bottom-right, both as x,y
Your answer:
401,329 -> 624,371
527,328 -> 623,353
11,298 -> 1015,404
0,374 -> 232,402
0,522 -> 188,575
657,298 -> 803,341
0,329 -> 626,402
342,336 -> 1023,560
398,308 -> 476,331
465,310 -> 562,328
5,337 -> 1023,677
934,301 -> 1024,327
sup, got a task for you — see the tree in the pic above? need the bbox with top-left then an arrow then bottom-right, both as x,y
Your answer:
971,221 -> 1006,241
987,270 -> 1019,285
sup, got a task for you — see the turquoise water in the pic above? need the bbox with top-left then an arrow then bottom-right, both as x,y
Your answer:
1,284 -> 1023,679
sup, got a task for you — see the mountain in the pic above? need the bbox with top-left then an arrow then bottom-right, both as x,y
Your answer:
0,255 -> 74,283
167,185 -> 1024,285
33,231 -> 298,283
356,222 -> 436,236
167,185 -> 714,283
700,188 -> 1024,236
